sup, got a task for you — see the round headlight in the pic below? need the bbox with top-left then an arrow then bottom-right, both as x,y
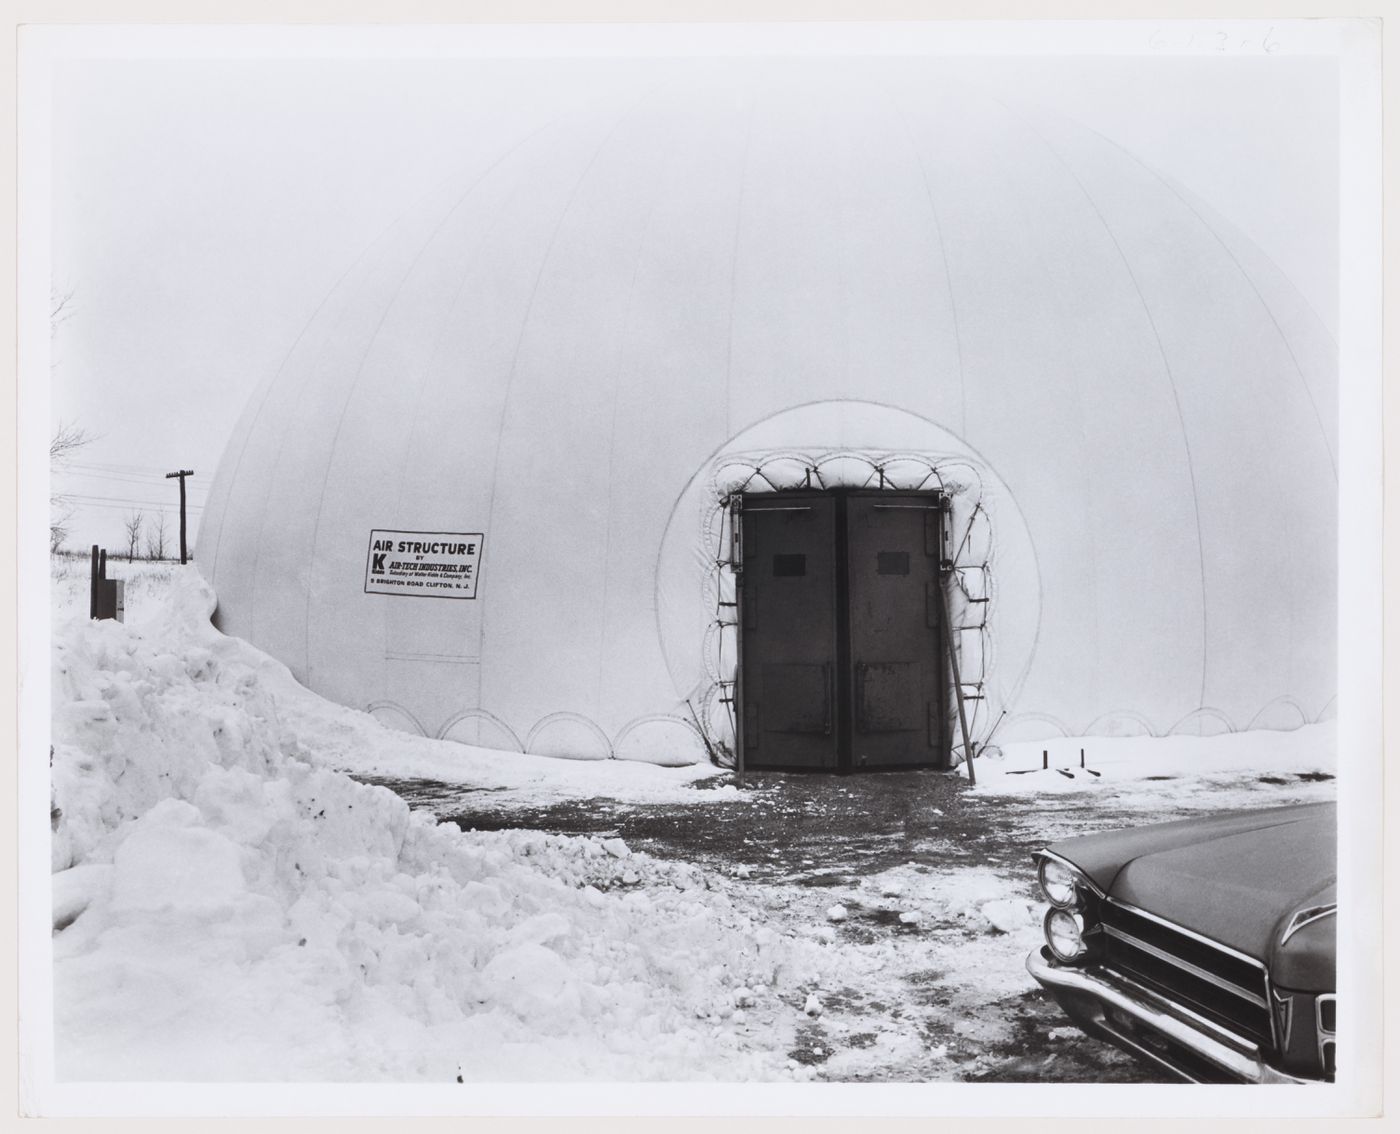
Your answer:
1038,857 -> 1080,908
1045,908 -> 1087,962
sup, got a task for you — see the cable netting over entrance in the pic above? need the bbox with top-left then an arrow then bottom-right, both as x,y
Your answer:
689,449 -> 998,768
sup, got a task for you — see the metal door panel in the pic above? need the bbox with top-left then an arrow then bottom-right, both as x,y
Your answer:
763,663 -> 831,733
855,661 -> 921,732
846,493 -> 948,768
739,496 -> 838,769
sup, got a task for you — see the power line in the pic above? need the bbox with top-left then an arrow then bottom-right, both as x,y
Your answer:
59,485 -> 209,505
65,465 -> 169,477
62,461 -> 207,479
63,494 -> 204,512
62,462 -> 183,476
63,460 -> 179,476
56,470 -> 210,496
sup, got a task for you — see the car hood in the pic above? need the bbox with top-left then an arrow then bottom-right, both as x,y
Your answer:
1048,802 -> 1336,979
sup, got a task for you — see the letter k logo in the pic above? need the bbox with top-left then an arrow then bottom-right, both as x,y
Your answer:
372,553 -> 386,573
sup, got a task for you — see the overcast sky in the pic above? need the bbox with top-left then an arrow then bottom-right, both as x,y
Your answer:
42,37 -> 1339,553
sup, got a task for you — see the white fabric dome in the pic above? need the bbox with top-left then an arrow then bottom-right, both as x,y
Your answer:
199,62 -> 1337,765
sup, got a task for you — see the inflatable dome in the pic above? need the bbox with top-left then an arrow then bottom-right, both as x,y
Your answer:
198,61 -> 1337,768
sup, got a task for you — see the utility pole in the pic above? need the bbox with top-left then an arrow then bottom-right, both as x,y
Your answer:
165,469 -> 194,564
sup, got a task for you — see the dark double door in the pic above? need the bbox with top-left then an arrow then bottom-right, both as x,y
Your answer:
738,490 -> 951,772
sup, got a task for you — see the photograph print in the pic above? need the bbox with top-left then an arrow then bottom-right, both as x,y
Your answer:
21,17 -> 1382,1116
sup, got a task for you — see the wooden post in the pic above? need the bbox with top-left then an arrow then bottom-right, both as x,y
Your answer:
165,469 -> 194,564
89,544 -> 99,619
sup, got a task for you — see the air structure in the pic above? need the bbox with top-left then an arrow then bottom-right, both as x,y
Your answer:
199,63 -> 1337,771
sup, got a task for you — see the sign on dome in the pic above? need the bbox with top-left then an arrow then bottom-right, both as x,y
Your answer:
364,529 -> 483,599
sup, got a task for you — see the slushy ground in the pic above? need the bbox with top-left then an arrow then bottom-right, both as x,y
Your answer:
361,752 -> 1332,1084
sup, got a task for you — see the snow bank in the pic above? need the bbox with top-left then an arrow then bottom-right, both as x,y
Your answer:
973,724 -> 1336,797
50,558 -> 741,809
50,570 -> 829,1081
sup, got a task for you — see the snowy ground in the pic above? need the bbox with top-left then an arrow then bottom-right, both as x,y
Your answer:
48,558 -> 1337,1083
49,555 -> 735,809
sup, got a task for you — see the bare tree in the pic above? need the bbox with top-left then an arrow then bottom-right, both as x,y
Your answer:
49,421 -> 94,555
48,288 -> 92,555
123,511 -> 144,562
146,512 -> 168,561
49,509 -> 71,555
50,286 -> 75,328
49,421 -> 93,463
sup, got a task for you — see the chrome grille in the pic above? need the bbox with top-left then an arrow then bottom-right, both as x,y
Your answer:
1098,900 -> 1275,1049
1316,993 -> 1336,1082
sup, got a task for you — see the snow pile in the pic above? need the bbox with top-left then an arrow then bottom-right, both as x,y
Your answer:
50,559 -> 739,810
854,865 -> 1036,942
50,571 -> 831,1081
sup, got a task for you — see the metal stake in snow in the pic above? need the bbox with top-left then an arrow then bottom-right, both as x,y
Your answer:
165,469 -> 194,564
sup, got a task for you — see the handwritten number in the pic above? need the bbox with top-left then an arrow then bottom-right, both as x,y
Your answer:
1148,24 -> 1280,54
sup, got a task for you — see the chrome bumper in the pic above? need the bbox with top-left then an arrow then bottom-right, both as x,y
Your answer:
1026,947 -> 1311,1084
